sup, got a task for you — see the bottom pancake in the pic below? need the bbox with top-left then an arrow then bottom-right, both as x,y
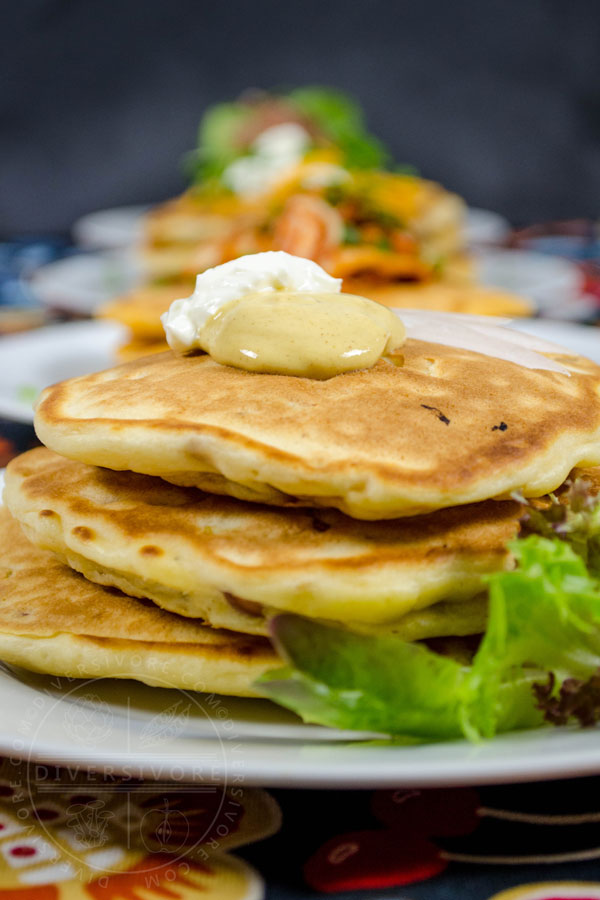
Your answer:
0,508 -> 276,695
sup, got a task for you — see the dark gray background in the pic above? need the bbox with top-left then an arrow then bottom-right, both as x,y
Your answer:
2,0 -> 599,236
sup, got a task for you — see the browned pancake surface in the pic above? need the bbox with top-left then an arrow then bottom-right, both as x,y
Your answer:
5,447 -> 522,632
34,338 -> 600,518
0,505 -> 271,656
0,506 -> 276,693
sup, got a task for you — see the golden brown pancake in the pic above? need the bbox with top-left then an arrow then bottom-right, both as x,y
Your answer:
0,506 -> 275,694
144,190 -> 259,245
98,283 -> 191,340
344,280 -> 532,317
115,337 -> 170,362
4,447 -> 526,635
34,339 -> 600,519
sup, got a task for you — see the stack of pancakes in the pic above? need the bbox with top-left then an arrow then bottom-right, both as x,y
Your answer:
3,333 -> 600,708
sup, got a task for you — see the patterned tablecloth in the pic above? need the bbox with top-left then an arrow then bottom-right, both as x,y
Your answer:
1,236 -> 600,898
0,760 -> 600,899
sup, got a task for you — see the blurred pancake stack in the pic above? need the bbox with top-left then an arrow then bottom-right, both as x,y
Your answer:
98,88 -> 531,361
2,256 -> 600,728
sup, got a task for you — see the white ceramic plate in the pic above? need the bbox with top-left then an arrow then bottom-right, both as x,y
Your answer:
0,320 -> 127,423
72,204 -> 149,249
512,319 -> 600,363
29,251 -> 141,316
473,247 -> 599,319
28,246 -> 589,319
2,320 -> 600,786
2,657 -> 600,789
0,545 -> 597,788
464,207 -> 510,246
0,489 -> 597,791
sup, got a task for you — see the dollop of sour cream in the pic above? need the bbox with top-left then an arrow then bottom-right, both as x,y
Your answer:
162,251 -> 572,379
163,251 -> 342,351
222,123 -> 310,196
161,251 -> 405,378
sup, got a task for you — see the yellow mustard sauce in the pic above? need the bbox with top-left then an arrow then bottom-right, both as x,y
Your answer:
197,290 -> 406,379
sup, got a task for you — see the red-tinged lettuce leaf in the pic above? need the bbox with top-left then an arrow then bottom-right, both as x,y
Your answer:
518,475 -> 600,575
532,671 -> 600,727
464,535 -> 600,737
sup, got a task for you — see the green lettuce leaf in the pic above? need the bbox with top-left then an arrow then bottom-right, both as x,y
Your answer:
464,536 -> 600,737
187,86 -> 394,183
259,535 -> 600,741
289,86 -> 391,170
187,102 -> 252,183
262,618 -> 471,739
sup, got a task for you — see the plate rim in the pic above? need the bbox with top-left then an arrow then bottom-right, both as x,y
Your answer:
0,319 -> 127,423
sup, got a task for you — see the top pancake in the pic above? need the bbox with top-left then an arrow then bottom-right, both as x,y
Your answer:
34,338 -> 600,519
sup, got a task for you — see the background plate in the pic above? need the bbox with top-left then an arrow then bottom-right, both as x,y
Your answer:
29,251 -> 140,316
72,204 -> 149,249
0,320 -> 127,422
29,246 -> 590,318
72,204 -> 509,251
35,207 -> 595,318
474,248 -> 591,317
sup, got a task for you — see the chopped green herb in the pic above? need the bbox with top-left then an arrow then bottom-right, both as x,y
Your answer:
17,385 -> 39,406
290,87 -> 391,170
342,224 -> 361,245
324,184 -> 347,207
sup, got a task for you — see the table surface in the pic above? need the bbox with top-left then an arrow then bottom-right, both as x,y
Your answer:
1,759 -> 600,898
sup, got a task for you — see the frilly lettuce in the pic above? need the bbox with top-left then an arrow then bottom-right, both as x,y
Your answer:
289,86 -> 390,170
518,475 -> 600,574
259,480 -> 600,741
